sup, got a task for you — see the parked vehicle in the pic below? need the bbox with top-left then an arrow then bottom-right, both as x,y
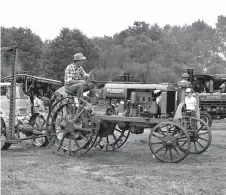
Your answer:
0,82 -> 47,149
0,83 -> 30,117
186,69 -> 226,123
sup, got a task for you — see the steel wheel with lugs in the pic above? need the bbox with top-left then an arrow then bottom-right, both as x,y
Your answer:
47,97 -> 99,157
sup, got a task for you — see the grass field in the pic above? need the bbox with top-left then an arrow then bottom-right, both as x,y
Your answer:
1,121 -> 226,195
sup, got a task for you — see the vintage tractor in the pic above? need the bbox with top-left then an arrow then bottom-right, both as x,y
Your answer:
46,76 -> 211,163
187,68 -> 226,126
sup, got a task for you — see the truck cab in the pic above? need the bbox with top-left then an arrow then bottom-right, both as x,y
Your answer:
0,82 -> 31,117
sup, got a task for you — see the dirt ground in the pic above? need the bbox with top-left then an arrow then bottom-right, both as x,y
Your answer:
1,120 -> 226,195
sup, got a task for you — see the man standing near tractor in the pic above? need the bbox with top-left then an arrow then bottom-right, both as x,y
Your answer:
185,88 -> 197,115
64,53 -> 92,98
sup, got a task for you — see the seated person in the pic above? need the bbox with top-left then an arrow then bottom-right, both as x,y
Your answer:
64,53 -> 93,98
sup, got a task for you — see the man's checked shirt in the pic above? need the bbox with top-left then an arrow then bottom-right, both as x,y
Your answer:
64,64 -> 86,85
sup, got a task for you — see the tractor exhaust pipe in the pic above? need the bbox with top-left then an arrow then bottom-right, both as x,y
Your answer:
187,68 -> 194,85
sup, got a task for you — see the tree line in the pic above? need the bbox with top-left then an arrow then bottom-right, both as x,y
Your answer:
1,15 -> 226,83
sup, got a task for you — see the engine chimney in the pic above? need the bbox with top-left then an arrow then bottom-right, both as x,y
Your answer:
187,68 -> 194,85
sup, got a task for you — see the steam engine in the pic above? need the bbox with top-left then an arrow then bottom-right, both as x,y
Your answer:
186,68 -> 226,119
199,93 -> 226,118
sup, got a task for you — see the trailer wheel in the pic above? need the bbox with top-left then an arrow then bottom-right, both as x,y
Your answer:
200,111 -> 212,127
149,121 -> 190,163
1,117 -> 11,150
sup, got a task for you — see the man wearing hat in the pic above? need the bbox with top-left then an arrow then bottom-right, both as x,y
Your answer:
64,53 -> 91,98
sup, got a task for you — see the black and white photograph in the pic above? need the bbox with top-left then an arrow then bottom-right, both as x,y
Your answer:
1,0 -> 226,194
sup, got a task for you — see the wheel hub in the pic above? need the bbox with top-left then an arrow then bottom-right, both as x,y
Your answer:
162,135 -> 177,149
65,122 -> 75,131
189,130 -> 199,142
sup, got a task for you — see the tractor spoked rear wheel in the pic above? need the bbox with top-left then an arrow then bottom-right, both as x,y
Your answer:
180,116 -> 212,154
149,121 -> 190,163
95,123 -> 130,151
47,97 -> 98,157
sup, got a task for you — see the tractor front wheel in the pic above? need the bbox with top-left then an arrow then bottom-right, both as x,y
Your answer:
149,121 -> 190,163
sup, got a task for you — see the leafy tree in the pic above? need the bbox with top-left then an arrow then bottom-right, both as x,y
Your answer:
42,28 -> 100,80
1,27 -> 44,75
216,15 -> 226,60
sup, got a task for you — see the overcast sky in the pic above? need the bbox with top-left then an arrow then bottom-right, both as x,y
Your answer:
1,0 -> 226,41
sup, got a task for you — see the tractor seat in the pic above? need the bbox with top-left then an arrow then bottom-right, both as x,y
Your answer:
184,109 -> 195,117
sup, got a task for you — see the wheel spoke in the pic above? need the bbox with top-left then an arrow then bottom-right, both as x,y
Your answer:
77,132 -> 89,142
156,127 -> 166,136
152,133 -> 163,141
120,133 -> 127,138
169,149 -> 173,161
198,132 -> 209,136
198,137 -> 209,142
174,147 -> 180,155
168,125 -> 175,130
57,134 -> 66,151
176,135 -> 188,140
165,125 -> 169,134
154,146 -> 165,154
68,137 -> 72,155
72,135 -> 81,149
180,140 -> 188,148
115,128 -> 123,134
196,140 -> 205,149
151,141 -> 163,145
164,148 -> 168,155
177,139 -> 188,143
175,145 -> 187,153
193,141 -> 197,152
112,133 -> 119,147
197,125 -> 206,132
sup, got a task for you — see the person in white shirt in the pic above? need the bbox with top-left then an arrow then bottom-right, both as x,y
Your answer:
24,94 -> 31,114
33,94 -> 41,113
185,88 -> 196,112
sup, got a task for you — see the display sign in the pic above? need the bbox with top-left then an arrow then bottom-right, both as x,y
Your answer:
106,88 -> 124,94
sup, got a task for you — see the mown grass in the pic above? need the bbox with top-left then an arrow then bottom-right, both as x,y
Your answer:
1,123 -> 226,195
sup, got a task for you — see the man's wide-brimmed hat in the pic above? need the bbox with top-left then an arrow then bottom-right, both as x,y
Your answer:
73,53 -> 86,61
